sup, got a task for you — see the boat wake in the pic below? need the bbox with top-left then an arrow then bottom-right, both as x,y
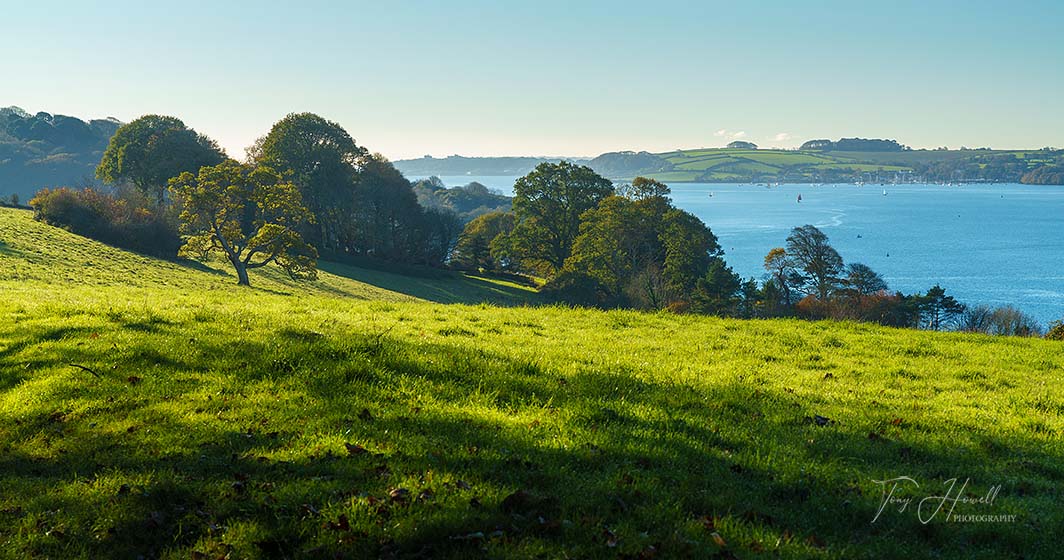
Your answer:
813,210 -> 846,229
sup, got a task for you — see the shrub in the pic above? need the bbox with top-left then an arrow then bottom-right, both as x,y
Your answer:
795,295 -> 833,320
961,305 -> 1042,337
1046,321 -> 1064,341
665,300 -> 690,314
795,292 -> 920,328
30,187 -> 181,257
541,270 -> 612,308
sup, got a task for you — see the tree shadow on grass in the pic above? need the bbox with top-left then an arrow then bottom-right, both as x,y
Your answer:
0,238 -> 31,261
0,325 -> 102,391
317,259 -> 540,306
172,257 -> 231,278
0,318 -> 200,393
0,327 -> 1057,558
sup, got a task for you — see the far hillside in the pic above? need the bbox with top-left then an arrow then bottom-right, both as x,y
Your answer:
606,141 -> 1064,184
0,107 -> 122,201
411,176 -> 512,223
393,154 -> 588,177
393,139 -> 1064,185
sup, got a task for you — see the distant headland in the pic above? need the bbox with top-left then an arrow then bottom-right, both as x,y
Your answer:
393,138 -> 1064,185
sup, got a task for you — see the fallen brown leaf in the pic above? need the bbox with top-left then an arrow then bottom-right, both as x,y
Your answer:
326,514 -> 350,532
345,443 -> 368,455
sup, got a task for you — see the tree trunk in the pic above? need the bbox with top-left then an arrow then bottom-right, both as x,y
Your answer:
234,260 -> 250,286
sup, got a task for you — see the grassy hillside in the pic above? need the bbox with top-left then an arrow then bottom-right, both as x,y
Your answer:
1,208 -> 1061,559
0,208 -> 538,307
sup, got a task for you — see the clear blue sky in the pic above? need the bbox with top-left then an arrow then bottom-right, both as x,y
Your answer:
4,1 -> 1062,159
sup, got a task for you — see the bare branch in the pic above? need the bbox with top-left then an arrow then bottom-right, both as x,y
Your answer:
69,363 -> 102,378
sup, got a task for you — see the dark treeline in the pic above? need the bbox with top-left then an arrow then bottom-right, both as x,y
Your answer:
244,113 -> 462,266
30,113 -> 469,283
0,193 -> 24,208
411,176 -> 511,222
1021,164 -> 1064,185
799,138 -> 909,151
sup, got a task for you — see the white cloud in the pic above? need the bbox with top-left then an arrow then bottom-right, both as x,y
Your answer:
715,129 -> 747,140
773,132 -> 793,142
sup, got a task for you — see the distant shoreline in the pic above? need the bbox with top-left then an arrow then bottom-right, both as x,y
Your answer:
403,176 -> 1060,187
394,146 -> 1064,186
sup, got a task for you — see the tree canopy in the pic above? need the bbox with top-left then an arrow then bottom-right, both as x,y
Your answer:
616,176 -> 671,201
503,162 -> 614,277
843,263 -> 888,296
785,224 -> 844,300
550,183 -> 725,311
763,247 -> 798,307
341,154 -> 455,264
564,195 -> 660,305
412,178 -> 512,223
798,138 -> 909,152
1021,165 -> 1064,185
917,284 -> 966,331
97,115 -> 225,203
0,107 -> 121,201
452,211 -> 516,271
168,160 -> 317,286
251,113 -> 368,249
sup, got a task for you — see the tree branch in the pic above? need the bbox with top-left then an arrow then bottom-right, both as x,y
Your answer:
69,363 -> 101,378
246,248 -> 283,269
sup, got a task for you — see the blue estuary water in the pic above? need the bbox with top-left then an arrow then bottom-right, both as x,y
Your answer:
422,176 -> 1064,325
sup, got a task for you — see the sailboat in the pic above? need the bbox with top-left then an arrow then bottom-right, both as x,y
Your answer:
882,189 -> 887,196
797,193 -> 802,203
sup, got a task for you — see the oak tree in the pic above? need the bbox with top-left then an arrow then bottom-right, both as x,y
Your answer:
168,160 -> 317,286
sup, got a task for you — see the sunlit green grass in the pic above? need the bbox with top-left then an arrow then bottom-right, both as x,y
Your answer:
649,149 -> 913,182
661,149 -> 828,171
1,207 -> 1061,559
0,208 -> 538,306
